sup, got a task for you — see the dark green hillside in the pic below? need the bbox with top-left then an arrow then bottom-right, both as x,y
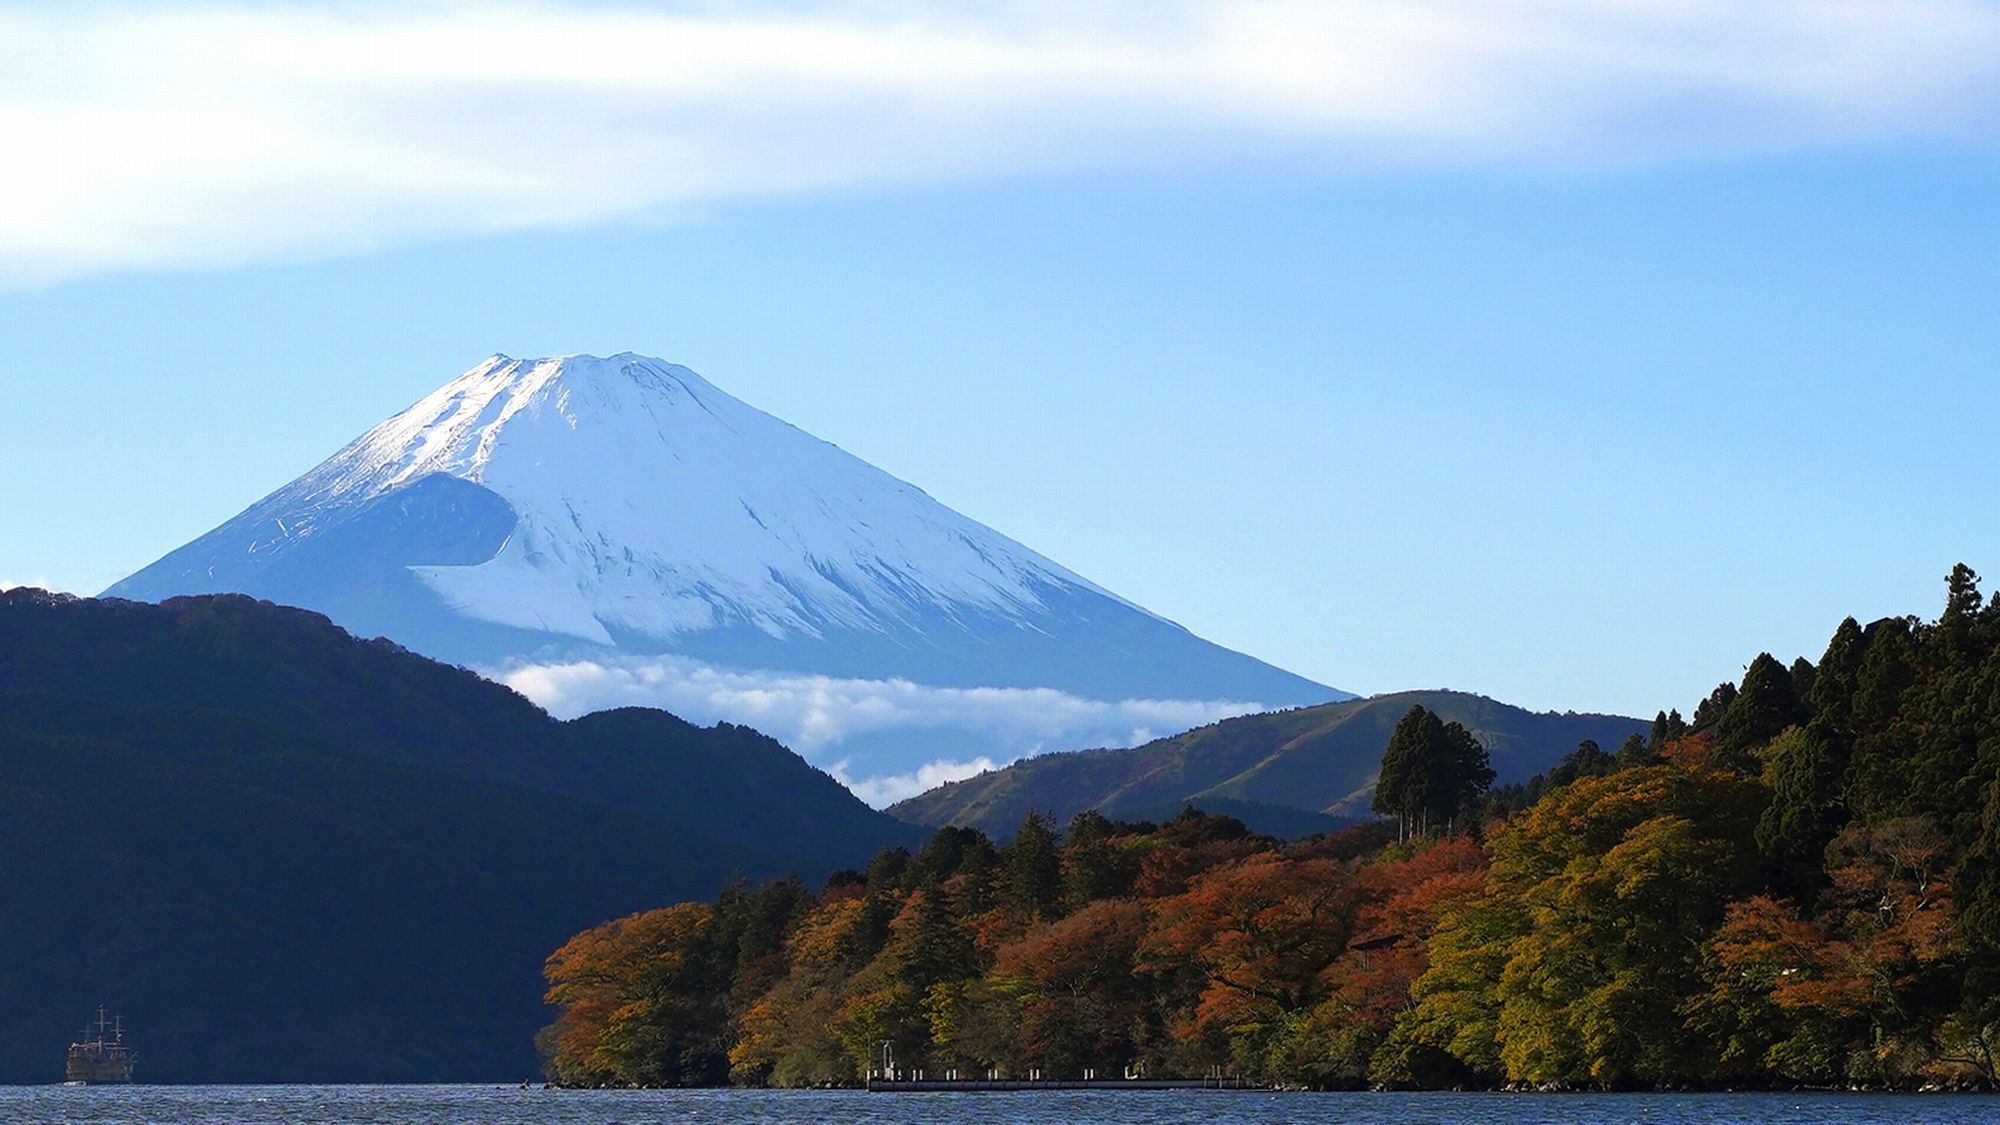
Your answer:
0,695 -> 789,1082
0,589 -> 914,859
891,690 -> 1643,837
0,589 -> 919,1082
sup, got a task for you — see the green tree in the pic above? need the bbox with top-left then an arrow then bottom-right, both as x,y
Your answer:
1755,720 -> 1852,899
1615,732 -> 1653,768
1496,813 -> 1734,1086
1392,764 -> 1762,1088
1714,653 -> 1807,772
1810,618 -> 1867,718
1375,706 -> 1438,839
1650,709 -> 1688,750
1544,739 -> 1616,789
895,881 -> 978,993
1374,706 -> 1494,839
1939,564 -> 1985,665
1789,657 -> 1818,703
912,826 -> 997,885
1435,721 -> 1496,832
1381,893 -> 1524,1083
1846,619 -> 1920,819
1060,809 -> 1135,911
1002,811 -> 1064,923
1691,682 -> 1739,731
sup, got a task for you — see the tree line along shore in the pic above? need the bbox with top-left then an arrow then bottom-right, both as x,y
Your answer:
540,565 -> 2000,1091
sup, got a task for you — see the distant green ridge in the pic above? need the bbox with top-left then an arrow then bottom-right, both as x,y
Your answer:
890,690 -> 1644,837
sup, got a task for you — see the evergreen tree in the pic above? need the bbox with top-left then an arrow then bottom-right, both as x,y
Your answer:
1853,618 -> 1918,730
837,845 -> 916,969
866,846 -> 912,891
1376,706 -> 1442,840
1810,617 -> 1868,724
912,826 -> 996,885
1690,682 -> 1739,731
1437,721 -> 1496,833
896,880 -> 977,991
1788,657 -> 1818,705
1650,709 -> 1689,751
1754,718 -> 1852,899
723,877 -> 811,971
1060,809 -> 1132,911
957,832 -> 1003,914
1714,653 -> 1807,772
1001,811 -> 1063,922
1846,619 -> 1920,818
1544,739 -> 1616,789
1901,567 -> 1995,836
1616,732 -> 1654,768
1940,563 -> 1985,664
1374,706 -> 1493,839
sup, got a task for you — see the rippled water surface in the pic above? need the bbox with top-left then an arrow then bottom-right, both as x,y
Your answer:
5,1086 -> 2000,1123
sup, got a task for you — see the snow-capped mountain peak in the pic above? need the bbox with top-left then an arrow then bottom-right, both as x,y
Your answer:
260,352 -> 1140,649
109,352 -> 1343,781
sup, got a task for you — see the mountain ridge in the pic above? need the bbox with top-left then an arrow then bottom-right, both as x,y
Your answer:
0,587 -> 931,1081
0,587 -> 920,862
890,689 -> 1647,837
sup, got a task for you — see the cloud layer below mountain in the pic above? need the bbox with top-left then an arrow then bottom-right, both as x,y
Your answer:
498,653 -> 1264,805
6,0 -> 1999,284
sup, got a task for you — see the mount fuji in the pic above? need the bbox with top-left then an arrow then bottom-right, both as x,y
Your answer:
108,353 -> 1345,796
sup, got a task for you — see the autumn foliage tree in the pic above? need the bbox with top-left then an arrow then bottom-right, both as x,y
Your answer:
541,903 -> 727,1087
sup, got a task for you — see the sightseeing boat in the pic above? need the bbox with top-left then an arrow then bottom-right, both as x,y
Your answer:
64,1008 -> 135,1084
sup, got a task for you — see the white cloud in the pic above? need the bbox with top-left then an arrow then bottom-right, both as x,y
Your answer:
827,755 -> 1003,808
494,652 -> 1263,804
4,0 -> 1998,284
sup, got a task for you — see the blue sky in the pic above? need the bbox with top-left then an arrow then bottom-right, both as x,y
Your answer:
3,1 -> 1998,721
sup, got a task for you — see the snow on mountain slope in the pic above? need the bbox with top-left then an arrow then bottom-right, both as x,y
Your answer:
108,353 -> 1345,788
327,353 -> 1141,644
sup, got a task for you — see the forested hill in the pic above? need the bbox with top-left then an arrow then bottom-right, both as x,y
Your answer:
541,565 -> 2000,1092
890,690 -> 1645,837
0,589 -> 915,860
0,589 -> 919,1082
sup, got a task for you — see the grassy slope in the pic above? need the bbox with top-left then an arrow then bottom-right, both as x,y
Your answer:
891,690 -> 1646,837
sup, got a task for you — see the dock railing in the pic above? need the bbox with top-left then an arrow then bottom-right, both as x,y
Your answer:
865,1065 -> 1258,1092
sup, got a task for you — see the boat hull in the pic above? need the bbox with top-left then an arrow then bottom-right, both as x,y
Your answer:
65,1049 -> 134,1083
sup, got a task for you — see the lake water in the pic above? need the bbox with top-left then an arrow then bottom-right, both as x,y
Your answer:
5,1085 -> 2000,1123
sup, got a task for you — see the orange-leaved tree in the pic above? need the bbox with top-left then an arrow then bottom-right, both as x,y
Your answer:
541,902 -> 725,1086
1140,852 -> 1354,1071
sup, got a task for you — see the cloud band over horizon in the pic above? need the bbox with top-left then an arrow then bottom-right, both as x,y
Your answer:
5,0 -> 1999,285
496,652 -> 1266,806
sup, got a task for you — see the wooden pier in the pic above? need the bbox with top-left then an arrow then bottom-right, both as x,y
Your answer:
867,1076 -> 1262,1092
